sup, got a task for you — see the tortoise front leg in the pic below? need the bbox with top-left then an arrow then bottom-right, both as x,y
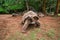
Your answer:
22,20 -> 31,32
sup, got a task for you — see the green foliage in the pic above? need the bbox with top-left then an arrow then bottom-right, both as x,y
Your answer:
46,0 -> 57,13
29,0 -> 43,11
0,0 -> 57,14
0,0 -> 25,13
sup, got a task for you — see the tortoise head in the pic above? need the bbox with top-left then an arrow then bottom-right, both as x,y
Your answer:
33,16 -> 39,20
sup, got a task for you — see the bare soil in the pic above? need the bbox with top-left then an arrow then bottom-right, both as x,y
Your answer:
0,14 -> 60,40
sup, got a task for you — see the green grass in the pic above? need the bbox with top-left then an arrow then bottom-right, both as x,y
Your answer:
6,28 -> 56,40
45,29 -> 55,40
6,28 -> 41,40
39,37 -> 46,40
58,37 -> 60,40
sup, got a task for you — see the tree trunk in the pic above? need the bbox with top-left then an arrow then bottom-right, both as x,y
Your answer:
42,0 -> 46,15
54,0 -> 58,16
25,0 -> 29,11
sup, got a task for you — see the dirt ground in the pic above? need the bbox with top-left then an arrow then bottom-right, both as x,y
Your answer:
0,14 -> 60,40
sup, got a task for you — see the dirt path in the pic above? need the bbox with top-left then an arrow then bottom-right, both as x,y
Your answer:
0,15 -> 60,40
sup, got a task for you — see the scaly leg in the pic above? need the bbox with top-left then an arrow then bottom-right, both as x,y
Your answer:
22,20 -> 31,32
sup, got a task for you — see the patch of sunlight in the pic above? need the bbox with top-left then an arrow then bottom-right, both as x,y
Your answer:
58,14 -> 60,16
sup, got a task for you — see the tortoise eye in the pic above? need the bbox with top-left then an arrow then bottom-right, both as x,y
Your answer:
33,16 -> 39,20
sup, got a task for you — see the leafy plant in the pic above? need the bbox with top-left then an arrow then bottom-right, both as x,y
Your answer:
0,0 -> 57,14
